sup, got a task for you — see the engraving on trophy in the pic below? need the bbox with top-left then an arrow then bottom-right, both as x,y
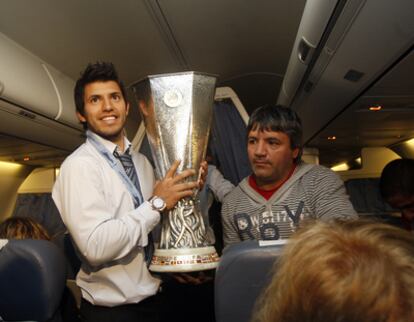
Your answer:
161,199 -> 209,249
163,89 -> 183,108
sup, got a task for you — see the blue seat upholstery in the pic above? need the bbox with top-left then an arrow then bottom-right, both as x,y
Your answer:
345,178 -> 393,214
0,239 -> 66,322
215,240 -> 284,322
345,178 -> 404,227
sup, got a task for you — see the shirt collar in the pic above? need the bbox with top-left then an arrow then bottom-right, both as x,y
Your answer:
88,131 -> 131,155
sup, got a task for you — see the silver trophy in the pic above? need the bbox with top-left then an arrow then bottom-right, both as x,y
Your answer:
132,71 -> 219,272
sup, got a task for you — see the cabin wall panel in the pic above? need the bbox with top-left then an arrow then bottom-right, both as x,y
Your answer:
0,163 -> 32,220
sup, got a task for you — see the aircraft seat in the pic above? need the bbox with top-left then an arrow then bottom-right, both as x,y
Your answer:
215,240 -> 285,322
345,178 -> 403,227
0,239 -> 66,322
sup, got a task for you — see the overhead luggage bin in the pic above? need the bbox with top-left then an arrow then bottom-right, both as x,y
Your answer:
0,32 -> 83,151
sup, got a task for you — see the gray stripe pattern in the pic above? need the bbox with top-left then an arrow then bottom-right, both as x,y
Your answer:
221,162 -> 358,246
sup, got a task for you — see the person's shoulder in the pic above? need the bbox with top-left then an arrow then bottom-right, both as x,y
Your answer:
60,143 -> 98,171
300,163 -> 344,190
302,163 -> 338,178
223,177 -> 248,203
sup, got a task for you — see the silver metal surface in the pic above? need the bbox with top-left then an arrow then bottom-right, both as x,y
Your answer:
132,71 -> 219,272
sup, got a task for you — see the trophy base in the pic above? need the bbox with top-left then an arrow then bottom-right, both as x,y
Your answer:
149,246 -> 220,272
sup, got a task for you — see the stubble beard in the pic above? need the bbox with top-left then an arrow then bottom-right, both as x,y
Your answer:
88,121 -> 125,144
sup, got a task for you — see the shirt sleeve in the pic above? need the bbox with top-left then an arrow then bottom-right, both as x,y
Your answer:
311,167 -> 358,220
207,165 -> 235,202
52,156 -> 160,267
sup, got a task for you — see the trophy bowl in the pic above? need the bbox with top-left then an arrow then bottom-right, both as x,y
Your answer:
132,71 -> 220,272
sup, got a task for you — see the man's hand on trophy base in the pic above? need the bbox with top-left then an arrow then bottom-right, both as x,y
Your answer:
153,160 -> 199,210
170,272 -> 213,285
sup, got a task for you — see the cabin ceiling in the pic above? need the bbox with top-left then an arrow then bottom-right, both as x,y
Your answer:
1,1 -> 412,171
0,0 -> 306,167
0,0 -> 306,113
308,49 -> 414,167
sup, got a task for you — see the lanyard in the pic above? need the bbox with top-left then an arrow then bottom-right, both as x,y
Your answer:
86,130 -> 144,207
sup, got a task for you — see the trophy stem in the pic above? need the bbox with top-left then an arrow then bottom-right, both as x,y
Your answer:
160,198 -> 208,249
150,198 -> 219,272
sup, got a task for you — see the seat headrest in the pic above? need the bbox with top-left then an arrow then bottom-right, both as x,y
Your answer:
215,240 -> 285,322
0,239 -> 66,322
345,178 -> 394,214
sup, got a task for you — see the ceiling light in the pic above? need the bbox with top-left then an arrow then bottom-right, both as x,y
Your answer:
0,160 -> 23,170
327,136 -> 336,140
23,156 -> 30,161
331,162 -> 350,172
405,138 -> 414,148
369,105 -> 382,111
54,167 -> 60,179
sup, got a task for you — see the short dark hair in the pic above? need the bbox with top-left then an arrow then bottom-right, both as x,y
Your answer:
247,104 -> 303,162
380,158 -> 414,200
74,62 -> 127,116
0,217 -> 50,241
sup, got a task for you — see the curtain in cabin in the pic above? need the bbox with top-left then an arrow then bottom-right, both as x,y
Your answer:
209,99 -> 251,185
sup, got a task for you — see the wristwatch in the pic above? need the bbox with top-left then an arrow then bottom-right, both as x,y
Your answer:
148,196 -> 166,212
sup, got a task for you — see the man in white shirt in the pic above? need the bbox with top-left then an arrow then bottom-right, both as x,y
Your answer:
52,62 -> 200,322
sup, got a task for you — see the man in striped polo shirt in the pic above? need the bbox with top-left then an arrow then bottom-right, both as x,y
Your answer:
221,104 -> 357,246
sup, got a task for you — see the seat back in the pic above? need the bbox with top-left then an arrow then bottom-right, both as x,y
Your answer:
345,178 -> 404,227
215,240 -> 285,322
345,178 -> 393,214
0,239 -> 66,322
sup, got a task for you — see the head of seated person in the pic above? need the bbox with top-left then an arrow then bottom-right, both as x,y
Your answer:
380,158 -> 414,230
253,219 -> 414,322
0,216 -> 51,241
0,216 -> 80,321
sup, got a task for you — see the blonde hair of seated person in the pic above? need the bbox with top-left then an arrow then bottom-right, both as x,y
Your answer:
0,217 -> 50,241
253,220 -> 414,322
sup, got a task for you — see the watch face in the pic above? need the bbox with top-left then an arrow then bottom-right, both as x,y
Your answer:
151,197 -> 165,211
153,197 -> 164,208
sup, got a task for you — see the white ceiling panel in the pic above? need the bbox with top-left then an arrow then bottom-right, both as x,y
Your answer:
158,0 -> 306,79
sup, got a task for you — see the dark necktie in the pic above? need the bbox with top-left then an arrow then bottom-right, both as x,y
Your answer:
114,147 -> 154,266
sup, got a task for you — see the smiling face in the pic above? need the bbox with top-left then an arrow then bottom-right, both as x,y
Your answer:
247,128 -> 299,190
77,80 -> 129,148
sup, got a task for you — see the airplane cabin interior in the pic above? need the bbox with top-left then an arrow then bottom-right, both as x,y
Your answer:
0,0 -> 413,321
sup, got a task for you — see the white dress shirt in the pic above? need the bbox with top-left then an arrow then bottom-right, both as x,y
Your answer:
52,132 -> 161,307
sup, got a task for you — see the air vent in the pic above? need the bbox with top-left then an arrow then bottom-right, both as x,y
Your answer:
18,109 -> 36,119
343,69 -> 364,82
